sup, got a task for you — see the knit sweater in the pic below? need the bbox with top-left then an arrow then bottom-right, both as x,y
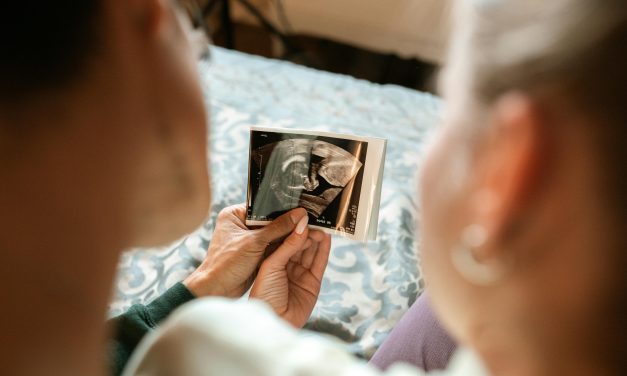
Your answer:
108,282 -> 195,376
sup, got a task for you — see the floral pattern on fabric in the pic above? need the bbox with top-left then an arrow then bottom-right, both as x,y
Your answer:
109,47 -> 442,359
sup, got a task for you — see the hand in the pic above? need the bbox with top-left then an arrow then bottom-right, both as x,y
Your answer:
250,221 -> 331,328
184,204 -> 309,298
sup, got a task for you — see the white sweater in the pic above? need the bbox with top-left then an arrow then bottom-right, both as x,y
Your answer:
123,298 -> 488,376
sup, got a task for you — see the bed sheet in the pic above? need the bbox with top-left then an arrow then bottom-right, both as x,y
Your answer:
109,47 -> 442,359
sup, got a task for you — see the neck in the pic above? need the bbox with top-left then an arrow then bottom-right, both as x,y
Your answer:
474,320 -> 610,376
0,99 -> 132,375
0,265 -> 118,376
0,184 -> 125,375
0,232 -> 122,375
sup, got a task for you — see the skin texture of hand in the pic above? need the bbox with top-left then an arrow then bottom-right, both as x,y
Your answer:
183,204 -> 309,298
250,221 -> 332,328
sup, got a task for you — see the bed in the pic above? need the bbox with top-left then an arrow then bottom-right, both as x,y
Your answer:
109,47 -> 442,359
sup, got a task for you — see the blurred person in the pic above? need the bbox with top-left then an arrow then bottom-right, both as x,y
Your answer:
108,204 -> 330,375
0,0 -> 330,375
121,0 -> 627,375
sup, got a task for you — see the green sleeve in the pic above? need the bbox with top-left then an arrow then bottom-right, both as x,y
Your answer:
107,282 -> 196,376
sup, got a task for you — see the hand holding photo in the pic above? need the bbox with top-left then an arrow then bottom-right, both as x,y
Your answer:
246,127 -> 387,242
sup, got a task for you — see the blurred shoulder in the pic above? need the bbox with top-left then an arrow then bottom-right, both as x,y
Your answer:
122,298 -> 482,376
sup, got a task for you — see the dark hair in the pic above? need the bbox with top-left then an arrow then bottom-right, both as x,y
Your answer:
0,2 -> 102,100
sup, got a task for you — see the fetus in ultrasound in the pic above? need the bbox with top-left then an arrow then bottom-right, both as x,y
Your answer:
251,138 -> 362,218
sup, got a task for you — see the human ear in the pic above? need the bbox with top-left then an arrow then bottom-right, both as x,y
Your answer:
469,92 -> 549,261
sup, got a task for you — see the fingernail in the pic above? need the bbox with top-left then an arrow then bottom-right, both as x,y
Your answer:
295,215 -> 309,235
290,208 -> 306,224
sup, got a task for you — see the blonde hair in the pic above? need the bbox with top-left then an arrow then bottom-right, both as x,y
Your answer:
450,0 -> 627,371
455,0 -> 626,107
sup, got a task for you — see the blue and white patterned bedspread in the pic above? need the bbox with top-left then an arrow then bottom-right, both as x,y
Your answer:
109,47 -> 442,359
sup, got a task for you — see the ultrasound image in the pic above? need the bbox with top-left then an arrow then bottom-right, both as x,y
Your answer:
248,131 -> 368,234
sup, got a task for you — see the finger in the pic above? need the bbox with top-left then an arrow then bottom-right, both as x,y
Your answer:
311,234 -> 331,279
301,238 -> 319,269
218,204 -> 246,222
290,238 -> 311,263
308,230 -> 326,243
303,238 -> 312,250
253,208 -> 307,244
265,216 -> 310,267
290,249 -> 304,263
230,203 -> 248,221
286,260 -> 307,280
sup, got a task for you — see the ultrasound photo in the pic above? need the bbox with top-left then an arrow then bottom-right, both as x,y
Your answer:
247,129 -> 368,236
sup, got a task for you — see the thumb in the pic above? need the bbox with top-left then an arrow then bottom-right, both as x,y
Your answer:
254,208 -> 308,244
264,216 -> 310,267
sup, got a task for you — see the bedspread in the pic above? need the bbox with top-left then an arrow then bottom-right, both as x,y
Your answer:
109,47 -> 442,359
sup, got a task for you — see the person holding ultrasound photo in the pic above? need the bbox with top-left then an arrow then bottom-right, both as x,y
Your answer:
0,1 -> 332,375
1,1 -> 626,376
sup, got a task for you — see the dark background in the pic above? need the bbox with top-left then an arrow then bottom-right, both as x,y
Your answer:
201,0 -> 438,93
